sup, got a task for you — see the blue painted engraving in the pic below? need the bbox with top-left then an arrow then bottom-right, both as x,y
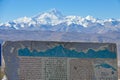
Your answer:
18,45 -> 116,58
95,63 -> 117,71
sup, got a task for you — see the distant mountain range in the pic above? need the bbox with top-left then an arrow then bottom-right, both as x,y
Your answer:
0,9 -> 120,33
0,9 -> 120,66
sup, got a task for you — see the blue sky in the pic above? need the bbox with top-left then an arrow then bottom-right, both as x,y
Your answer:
0,0 -> 120,23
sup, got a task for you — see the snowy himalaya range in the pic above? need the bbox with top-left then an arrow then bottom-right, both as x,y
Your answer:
0,9 -> 120,80
0,9 -> 120,33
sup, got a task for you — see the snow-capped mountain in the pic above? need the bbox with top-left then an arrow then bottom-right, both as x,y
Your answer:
0,9 -> 120,33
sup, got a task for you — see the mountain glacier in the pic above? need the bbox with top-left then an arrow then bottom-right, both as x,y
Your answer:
0,9 -> 120,33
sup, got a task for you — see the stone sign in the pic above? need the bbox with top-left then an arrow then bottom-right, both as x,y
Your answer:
3,41 -> 118,80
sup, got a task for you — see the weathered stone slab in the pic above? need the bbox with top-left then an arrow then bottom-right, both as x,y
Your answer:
2,41 -> 118,80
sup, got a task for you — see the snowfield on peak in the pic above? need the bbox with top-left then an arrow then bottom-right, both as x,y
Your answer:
0,9 -> 120,33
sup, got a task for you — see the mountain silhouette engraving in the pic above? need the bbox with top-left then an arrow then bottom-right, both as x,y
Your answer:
18,45 -> 116,58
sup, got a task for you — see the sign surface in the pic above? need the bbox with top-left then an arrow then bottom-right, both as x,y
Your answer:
3,41 -> 118,80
